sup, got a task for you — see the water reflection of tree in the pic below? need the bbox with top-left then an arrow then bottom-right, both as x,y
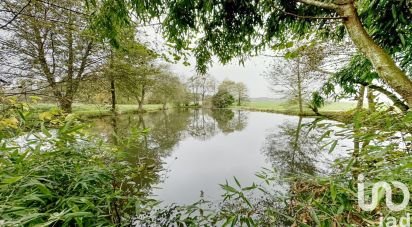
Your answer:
187,109 -> 218,140
142,110 -> 192,155
210,109 -> 248,134
91,109 -> 249,194
186,109 -> 248,140
92,110 -> 192,195
262,117 -> 320,177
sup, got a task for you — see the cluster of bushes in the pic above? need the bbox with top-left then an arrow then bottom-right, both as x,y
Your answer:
212,91 -> 235,108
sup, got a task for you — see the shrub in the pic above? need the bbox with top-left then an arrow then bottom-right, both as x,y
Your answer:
212,91 -> 235,108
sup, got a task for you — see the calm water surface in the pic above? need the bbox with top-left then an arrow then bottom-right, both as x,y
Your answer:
90,109 -> 348,205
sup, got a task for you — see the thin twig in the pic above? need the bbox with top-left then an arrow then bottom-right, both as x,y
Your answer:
0,0 -> 32,29
35,0 -> 90,17
273,5 -> 345,20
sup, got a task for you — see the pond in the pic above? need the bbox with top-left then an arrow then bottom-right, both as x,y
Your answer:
89,109 -> 350,205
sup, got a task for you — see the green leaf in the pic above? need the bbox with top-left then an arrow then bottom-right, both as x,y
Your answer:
233,177 -> 241,188
1,176 -> 23,185
64,212 -> 93,220
41,123 -> 52,138
391,4 -> 397,19
36,183 -> 52,196
220,184 -> 238,194
242,184 -> 257,191
318,130 -> 332,142
337,205 -> 345,214
399,33 -> 406,46
329,140 -> 338,154
309,208 -> 320,225
330,182 -> 336,203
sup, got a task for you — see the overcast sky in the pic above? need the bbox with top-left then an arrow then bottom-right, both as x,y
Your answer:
169,56 -> 274,98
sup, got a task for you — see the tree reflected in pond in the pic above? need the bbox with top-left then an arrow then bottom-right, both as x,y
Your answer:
211,109 -> 248,134
187,109 -> 218,140
262,117 -> 321,177
186,109 -> 248,140
91,110 -> 192,195
90,109 -> 249,196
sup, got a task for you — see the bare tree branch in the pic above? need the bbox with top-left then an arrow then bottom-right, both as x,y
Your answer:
297,0 -> 339,10
0,0 -> 32,29
273,4 -> 345,20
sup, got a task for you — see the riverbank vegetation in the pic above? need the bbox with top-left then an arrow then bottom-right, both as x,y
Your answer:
1,0 -> 412,226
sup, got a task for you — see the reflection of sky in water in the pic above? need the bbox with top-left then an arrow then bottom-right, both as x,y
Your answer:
149,111 -> 350,204
88,110 -> 352,205
9,109 -> 355,205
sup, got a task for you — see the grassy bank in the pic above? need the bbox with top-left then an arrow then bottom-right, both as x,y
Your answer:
32,103 -> 164,118
31,101 -> 358,119
232,101 -> 358,116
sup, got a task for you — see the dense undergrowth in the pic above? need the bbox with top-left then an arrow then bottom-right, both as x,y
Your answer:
1,97 -> 412,226
0,98 -> 158,226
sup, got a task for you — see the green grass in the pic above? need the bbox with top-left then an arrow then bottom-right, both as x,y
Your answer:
233,100 -> 358,116
31,103 -> 164,118
31,101 -> 357,119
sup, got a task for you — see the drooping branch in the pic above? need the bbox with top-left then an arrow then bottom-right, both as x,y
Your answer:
368,84 -> 409,112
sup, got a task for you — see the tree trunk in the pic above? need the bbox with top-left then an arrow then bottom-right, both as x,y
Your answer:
59,96 -> 73,113
357,85 -> 365,110
367,87 -> 376,112
238,92 -> 241,106
138,101 -> 144,112
110,77 -> 116,114
338,3 -> 412,108
138,87 -> 145,112
296,58 -> 304,115
109,50 -> 116,114
201,91 -> 205,104
369,84 -> 409,112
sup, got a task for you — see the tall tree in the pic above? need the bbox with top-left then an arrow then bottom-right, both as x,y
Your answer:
218,80 -> 237,94
233,82 -> 249,106
0,0 -> 102,112
186,75 -> 201,105
265,58 -> 307,115
114,63 -> 159,112
106,36 -> 157,112
150,71 -> 185,110
264,44 -> 326,115
186,74 -> 216,105
217,80 -> 249,106
93,0 -> 412,108
198,74 -> 217,103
